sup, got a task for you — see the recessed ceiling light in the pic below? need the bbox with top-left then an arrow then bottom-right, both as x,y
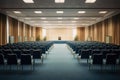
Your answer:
34,11 -> 42,14
43,21 -> 48,23
72,21 -> 77,23
13,11 -> 21,14
58,21 -> 62,23
23,0 -> 34,3
56,11 -> 64,14
55,0 -> 65,3
85,0 -> 96,3
41,18 -> 46,19
78,11 -> 86,14
57,17 -> 63,19
99,11 -> 107,14
74,18 -> 79,19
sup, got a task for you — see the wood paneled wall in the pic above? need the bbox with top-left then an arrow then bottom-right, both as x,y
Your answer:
31,27 -> 36,41
19,21 -> 24,42
0,13 -> 7,45
86,13 -> 120,45
77,27 -> 85,41
36,27 -> 42,41
0,13 -> 37,45
9,17 -> 18,43
24,24 -> 31,41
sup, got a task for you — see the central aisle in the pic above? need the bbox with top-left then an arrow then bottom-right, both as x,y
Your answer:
37,44 -> 89,80
44,44 -> 79,71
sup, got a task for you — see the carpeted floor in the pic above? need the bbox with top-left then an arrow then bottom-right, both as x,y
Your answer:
0,44 -> 120,80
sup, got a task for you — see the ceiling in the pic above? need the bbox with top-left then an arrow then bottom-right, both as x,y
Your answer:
0,0 -> 120,28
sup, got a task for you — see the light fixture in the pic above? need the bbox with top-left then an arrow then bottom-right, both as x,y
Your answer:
24,17 -> 31,19
23,0 -> 34,3
78,11 -> 86,14
57,17 -> 63,19
85,0 -> 96,3
43,21 -> 48,23
99,11 -> 107,14
72,21 -> 77,23
58,21 -> 62,23
41,17 -> 46,19
56,11 -> 64,14
13,11 -> 21,14
74,18 -> 79,19
55,0 -> 65,3
34,11 -> 42,14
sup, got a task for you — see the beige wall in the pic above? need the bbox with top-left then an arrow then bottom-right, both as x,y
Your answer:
46,28 -> 73,41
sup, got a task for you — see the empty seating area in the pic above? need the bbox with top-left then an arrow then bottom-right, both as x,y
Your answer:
67,41 -> 120,70
0,41 -> 53,70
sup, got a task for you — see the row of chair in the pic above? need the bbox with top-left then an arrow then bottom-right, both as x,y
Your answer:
89,53 -> 119,70
67,41 -> 120,70
0,41 -> 53,70
0,54 -> 34,70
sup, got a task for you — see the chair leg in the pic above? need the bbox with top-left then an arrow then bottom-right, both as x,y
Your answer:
41,58 -> 43,64
22,65 -> 23,70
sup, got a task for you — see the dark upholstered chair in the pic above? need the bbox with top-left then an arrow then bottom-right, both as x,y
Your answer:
20,54 -> 33,70
105,54 -> 117,70
89,54 -> 103,70
0,54 -> 5,66
7,54 -> 18,69
32,50 -> 43,63
79,49 -> 91,63
106,54 -> 117,65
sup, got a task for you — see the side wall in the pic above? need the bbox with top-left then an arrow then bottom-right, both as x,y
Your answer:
85,14 -> 120,45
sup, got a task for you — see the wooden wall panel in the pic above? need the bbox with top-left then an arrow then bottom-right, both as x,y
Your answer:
77,27 -> 85,41
0,14 -> 1,45
31,27 -> 36,41
24,24 -> 30,41
85,13 -> 120,45
19,21 -> 24,42
33,27 -> 36,41
0,13 -> 7,45
36,27 -> 42,41
9,17 -> 18,43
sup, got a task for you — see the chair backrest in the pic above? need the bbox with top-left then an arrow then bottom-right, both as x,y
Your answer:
21,54 -> 32,65
0,54 -> 4,65
92,54 -> 103,64
81,49 -> 91,59
13,49 -> 21,59
22,49 -> 31,54
7,54 -> 17,65
102,49 -> 111,58
106,54 -> 117,65
32,50 -> 42,59
92,50 -> 101,55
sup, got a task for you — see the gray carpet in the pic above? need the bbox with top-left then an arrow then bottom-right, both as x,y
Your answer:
0,44 -> 120,80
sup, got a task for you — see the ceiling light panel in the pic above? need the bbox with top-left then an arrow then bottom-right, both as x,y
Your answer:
23,0 -> 34,3
78,11 -> 86,14
74,18 -> 79,19
34,11 -> 42,14
41,17 -> 46,19
55,0 -> 65,3
85,0 -> 96,3
99,11 -> 107,14
56,11 -> 64,13
13,11 -> 21,14
57,17 -> 63,19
